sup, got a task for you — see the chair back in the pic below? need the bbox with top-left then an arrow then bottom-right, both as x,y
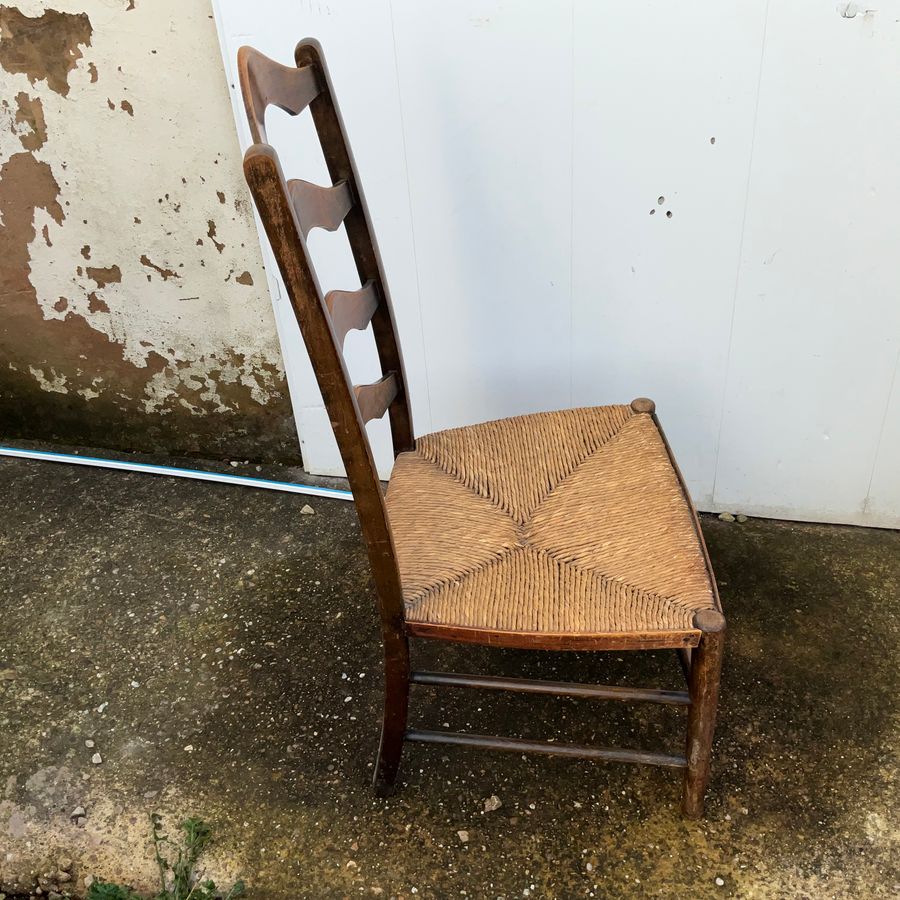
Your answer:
238,40 -> 411,629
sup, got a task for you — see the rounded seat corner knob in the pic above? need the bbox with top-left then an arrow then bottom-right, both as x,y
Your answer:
693,608 -> 726,633
630,397 -> 656,414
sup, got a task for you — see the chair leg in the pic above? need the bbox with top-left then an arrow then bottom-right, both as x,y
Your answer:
676,647 -> 692,681
372,633 -> 410,797
681,610 -> 726,818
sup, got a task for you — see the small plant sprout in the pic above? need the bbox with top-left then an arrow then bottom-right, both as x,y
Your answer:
87,814 -> 245,900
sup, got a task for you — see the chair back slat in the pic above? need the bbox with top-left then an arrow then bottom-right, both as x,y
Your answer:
238,39 -> 411,632
355,373 -> 399,424
288,177 -> 354,238
294,41 -> 414,458
238,46 -> 321,143
325,281 -> 379,346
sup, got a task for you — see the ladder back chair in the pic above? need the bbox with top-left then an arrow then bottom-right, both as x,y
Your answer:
238,39 -> 725,818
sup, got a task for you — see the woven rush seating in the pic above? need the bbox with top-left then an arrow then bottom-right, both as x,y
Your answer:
387,402 -> 717,646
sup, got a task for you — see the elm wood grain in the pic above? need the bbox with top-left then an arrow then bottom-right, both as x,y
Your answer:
295,39 -> 414,456
374,653 -> 409,796
288,177 -> 354,238
238,39 -> 725,815
676,647 -> 691,681
240,39 -> 413,796
325,281 -> 379,346
242,141 -> 409,796
238,45 -> 320,144
406,621 -> 700,651
652,402 -> 725,816
405,730 -> 688,769
677,647 -> 693,681
410,671 -> 691,706
682,609 -> 726,817
648,400 -> 723,616
354,373 -> 399,424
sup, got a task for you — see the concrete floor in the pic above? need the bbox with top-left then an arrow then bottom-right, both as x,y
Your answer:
0,455 -> 897,899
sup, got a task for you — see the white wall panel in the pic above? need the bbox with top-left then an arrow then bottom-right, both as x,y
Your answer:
571,0 -> 769,506
213,0 -> 900,527
712,2 -> 900,525
867,353 -> 900,526
391,1 -> 574,430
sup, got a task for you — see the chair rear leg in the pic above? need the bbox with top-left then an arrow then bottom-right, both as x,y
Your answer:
682,610 -> 726,818
676,647 -> 692,680
372,634 -> 410,796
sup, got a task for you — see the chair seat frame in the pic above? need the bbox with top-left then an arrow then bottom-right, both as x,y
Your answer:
238,38 -> 725,818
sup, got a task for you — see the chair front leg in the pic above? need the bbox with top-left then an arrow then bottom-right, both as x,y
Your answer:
681,609 -> 725,818
372,629 -> 410,796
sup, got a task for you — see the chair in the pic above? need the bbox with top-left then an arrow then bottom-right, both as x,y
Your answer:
237,39 -> 725,818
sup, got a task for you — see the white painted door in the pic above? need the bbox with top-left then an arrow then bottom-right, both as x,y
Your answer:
212,0 -> 900,528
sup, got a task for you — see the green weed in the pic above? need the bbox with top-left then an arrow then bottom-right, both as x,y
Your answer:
86,814 -> 244,900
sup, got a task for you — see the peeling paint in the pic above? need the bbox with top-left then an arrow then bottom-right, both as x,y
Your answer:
87,290 -> 109,313
28,364 -> 67,393
0,1 -> 297,462
139,253 -> 178,280
85,264 -> 121,288
13,91 -> 46,150
207,218 -> 224,253
0,6 -> 92,97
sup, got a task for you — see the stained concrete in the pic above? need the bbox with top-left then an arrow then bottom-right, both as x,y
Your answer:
0,454 -> 897,899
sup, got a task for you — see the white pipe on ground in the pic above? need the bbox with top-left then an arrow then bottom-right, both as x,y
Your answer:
0,446 -> 354,502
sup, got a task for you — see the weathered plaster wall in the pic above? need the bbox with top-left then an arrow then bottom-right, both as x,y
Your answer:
0,0 -> 299,462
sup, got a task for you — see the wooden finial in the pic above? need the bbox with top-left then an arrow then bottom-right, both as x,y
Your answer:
630,397 -> 656,414
693,609 -> 726,633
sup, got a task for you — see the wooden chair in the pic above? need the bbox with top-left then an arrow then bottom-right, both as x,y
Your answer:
237,39 -> 725,818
